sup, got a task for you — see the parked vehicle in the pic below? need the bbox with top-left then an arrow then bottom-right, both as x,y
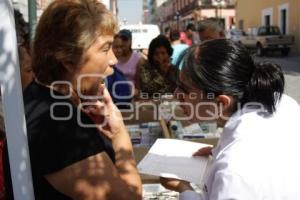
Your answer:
239,26 -> 294,56
119,24 -> 160,50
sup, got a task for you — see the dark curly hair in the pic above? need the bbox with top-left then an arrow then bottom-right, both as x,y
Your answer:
147,35 -> 173,66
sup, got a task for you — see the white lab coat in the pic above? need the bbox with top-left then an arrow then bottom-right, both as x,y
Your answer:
180,94 -> 300,200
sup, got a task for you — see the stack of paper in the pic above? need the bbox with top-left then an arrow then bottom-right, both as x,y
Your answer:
138,139 -> 212,187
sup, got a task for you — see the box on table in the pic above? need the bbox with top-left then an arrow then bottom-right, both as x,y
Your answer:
167,107 -> 220,147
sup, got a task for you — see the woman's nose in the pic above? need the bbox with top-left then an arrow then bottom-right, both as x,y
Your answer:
159,54 -> 165,61
109,50 -> 118,66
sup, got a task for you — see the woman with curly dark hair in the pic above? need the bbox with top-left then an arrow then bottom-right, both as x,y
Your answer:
136,35 -> 179,97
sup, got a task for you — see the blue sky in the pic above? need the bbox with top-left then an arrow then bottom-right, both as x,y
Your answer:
117,0 -> 143,24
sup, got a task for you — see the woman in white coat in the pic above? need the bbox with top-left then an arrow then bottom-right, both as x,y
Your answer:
161,39 -> 300,200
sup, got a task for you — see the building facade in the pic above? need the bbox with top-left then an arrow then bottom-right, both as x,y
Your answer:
157,0 -> 236,32
236,0 -> 300,52
191,0 -> 236,30
143,0 -> 149,23
147,0 -> 169,24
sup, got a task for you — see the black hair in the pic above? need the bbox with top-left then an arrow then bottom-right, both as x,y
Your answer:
186,23 -> 195,31
114,29 -> 132,41
14,9 -> 30,49
170,29 -> 180,42
148,35 -> 173,66
164,27 -> 170,33
184,39 -> 284,114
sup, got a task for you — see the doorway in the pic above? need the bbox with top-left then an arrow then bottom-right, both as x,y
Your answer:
281,9 -> 286,34
279,3 -> 289,35
265,15 -> 271,26
262,8 -> 273,27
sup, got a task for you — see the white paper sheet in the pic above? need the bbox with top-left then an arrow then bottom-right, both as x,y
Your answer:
138,139 -> 212,186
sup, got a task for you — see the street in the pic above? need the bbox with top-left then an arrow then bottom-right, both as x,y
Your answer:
255,53 -> 300,105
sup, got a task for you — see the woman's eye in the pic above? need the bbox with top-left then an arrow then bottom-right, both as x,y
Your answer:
101,44 -> 112,53
102,48 -> 110,52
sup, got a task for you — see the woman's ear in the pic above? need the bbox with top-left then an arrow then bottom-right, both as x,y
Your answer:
215,95 -> 234,127
62,61 -> 75,73
216,95 -> 233,115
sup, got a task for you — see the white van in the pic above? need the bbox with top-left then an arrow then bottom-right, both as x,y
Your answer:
119,24 -> 160,50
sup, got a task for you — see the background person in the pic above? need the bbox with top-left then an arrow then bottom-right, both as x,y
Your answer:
180,23 -> 200,46
164,27 -> 171,41
161,39 -> 300,200
18,46 -> 34,89
136,35 -> 178,97
4,1 -> 142,199
198,18 -> 225,42
170,29 -> 189,69
14,9 -> 34,89
106,66 -> 132,109
112,29 -> 143,89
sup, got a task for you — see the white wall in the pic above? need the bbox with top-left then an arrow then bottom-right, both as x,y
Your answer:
0,0 -> 35,199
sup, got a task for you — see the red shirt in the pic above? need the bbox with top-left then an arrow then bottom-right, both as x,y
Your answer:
180,32 -> 192,46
